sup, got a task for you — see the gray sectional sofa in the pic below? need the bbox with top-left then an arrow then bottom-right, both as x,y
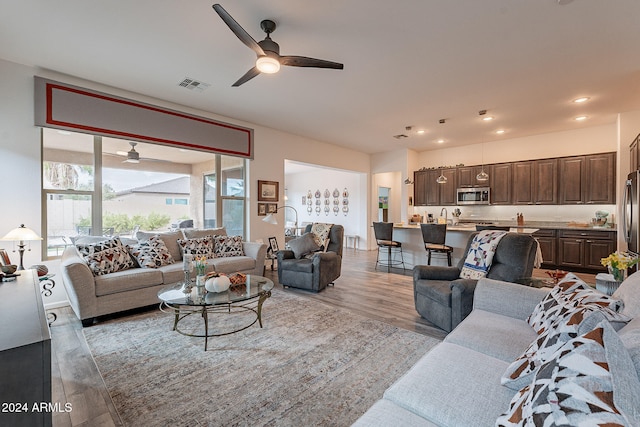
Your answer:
354,273 -> 640,426
60,228 -> 267,326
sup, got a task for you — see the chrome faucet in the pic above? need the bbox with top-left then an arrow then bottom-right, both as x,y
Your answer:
440,208 -> 448,224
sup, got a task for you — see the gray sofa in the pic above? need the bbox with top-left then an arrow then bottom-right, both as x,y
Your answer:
60,228 -> 267,326
354,274 -> 640,426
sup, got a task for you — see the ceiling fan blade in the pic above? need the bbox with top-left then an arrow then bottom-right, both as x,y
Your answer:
212,4 -> 265,56
280,56 -> 344,69
232,67 -> 261,87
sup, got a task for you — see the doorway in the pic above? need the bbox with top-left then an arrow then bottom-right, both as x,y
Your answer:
378,187 -> 390,222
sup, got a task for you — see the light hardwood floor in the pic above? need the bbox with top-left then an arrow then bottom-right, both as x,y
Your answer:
47,248 -> 595,426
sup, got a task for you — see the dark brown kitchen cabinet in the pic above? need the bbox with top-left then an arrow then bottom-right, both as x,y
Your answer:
456,166 -> 488,188
559,153 -> 616,205
489,163 -> 512,205
532,229 -> 556,266
512,159 -> 557,205
413,169 -> 456,206
557,229 -> 615,272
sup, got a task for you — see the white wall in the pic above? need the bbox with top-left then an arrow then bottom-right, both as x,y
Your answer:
284,167 -> 366,249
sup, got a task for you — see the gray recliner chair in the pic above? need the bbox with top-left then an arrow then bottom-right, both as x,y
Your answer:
413,231 -> 537,332
277,224 -> 344,292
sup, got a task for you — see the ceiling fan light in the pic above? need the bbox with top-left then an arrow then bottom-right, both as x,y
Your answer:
124,158 -> 140,164
256,56 -> 280,74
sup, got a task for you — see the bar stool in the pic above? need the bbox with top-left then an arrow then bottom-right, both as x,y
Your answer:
373,222 -> 405,272
420,223 -> 453,266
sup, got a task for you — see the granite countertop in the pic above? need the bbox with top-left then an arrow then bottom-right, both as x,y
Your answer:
394,221 -> 617,232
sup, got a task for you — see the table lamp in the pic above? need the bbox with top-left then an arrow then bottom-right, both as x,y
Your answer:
1,224 -> 43,270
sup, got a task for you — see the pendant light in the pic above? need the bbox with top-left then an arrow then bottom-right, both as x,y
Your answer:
436,151 -> 448,184
476,142 -> 489,182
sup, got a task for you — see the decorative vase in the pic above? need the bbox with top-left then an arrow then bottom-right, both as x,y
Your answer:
205,275 -> 231,293
608,266 -> 626,283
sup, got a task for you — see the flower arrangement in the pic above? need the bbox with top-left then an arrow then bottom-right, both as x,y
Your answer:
601,251 -> 638,282
195,256 -> 207,276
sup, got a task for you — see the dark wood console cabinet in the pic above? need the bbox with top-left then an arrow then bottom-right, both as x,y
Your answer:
557,229 -> 616,271
0,270 -> 52,427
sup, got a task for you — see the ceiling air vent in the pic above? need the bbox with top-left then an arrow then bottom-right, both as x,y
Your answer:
177,77 -> 211,92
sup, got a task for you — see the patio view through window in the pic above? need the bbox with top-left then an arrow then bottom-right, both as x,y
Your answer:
42,128 -> 246,258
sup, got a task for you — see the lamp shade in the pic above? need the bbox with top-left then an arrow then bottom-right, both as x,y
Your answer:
256,56 -> 280,74
262,213 -> 278,225
1,224 -> 42,242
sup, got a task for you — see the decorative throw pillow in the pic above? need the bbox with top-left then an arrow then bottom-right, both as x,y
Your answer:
213,235 -> 244,258
496,321 -> 640,426
84,245 -> 135,276
76,236 -> 125,257
129,236 -> 175,268
177,236 -> 214,258
135,230 -> 183,262
288,233 -> 321,259
310,223 -> 332,248
459,230 -> 507,279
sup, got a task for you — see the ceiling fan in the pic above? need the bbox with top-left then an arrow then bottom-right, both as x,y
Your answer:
116,142 -> 167,164
212,3 -> 344,87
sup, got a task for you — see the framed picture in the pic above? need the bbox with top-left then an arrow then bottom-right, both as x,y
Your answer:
0,249 -> 10,266
258,180 -> 279,202
266,203 -> 277,214
257,203 -> 267,216
268,237 -> 279,254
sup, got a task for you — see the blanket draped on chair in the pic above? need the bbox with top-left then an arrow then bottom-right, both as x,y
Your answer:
459,230 -> 507,279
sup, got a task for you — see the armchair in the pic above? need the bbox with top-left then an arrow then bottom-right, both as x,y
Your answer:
277,224 -> 344,292
413,231 -> 537,332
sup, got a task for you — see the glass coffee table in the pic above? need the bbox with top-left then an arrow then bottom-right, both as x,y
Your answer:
157,274 -> 274,350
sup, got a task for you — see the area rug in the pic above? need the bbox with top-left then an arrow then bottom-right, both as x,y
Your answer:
83,289 -> 441,426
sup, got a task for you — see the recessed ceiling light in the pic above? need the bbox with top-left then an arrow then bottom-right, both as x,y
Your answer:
482,116 -> 494,121
417,129 -> 426,135
495,129 -> 505,134
572,97 -> 590,104
436,139 -> 445,144
574,115 -> 588,121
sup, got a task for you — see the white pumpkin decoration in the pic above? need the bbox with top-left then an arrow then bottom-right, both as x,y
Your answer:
205,275 -> 231,293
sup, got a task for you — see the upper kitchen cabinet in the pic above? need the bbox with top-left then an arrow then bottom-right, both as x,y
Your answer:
512,159 -> 558,205
414,168 -> 456,206
456,166 -> 489,188
630,134 -> 639,172
559,153 -> 616,205
489,163 -> 511,205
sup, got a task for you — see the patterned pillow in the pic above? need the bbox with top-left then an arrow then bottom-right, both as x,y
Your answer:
310,223 -> 332,248
503,302 -> 630,390
497,321 -> 640,426
213,235 -> 244,258
84,245 -> 135,276
527,273 -> 624,334
177,236 -> 214,258
129,236 -> 175,268
76,236 -> 125,257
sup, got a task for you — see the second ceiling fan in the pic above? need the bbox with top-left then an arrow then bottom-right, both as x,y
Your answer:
212,4 -> 344,87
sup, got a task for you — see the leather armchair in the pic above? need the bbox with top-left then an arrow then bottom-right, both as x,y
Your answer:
277,224 -> 344,292
413,232 -> 537,332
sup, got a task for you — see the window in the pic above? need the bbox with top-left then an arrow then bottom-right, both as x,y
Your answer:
42,128 -> 246,259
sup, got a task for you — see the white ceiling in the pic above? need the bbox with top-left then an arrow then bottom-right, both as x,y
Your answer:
2,0 -> 640,155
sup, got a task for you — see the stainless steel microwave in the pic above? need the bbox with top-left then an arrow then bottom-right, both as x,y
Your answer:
456,187 -> 490,205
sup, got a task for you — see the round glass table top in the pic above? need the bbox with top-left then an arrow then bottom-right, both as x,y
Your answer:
158,274 -> 274,307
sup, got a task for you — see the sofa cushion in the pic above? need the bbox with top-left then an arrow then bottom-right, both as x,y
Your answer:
352,399 -> 440,427
445,310 -> 538,362
210,256 -> 255,274
613,269 -> 640,318
497,321 -> 640,426
136,230 -> 183,261
279,258 -> 314,273
157,262 -> 185,285
129,236 -> 175,269
177,236 -> 214,258
213,235 -> 244,258
84,245 -> 136,276
384,342 -> 515,427
502,306 -> 630,391
94,266 -> 164,296
288,232 -> 321,259
619,317 -> 640,382
183,227 -> 227,239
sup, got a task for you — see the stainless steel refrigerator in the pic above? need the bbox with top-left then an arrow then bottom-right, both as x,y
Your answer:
623,170 -> 640,254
